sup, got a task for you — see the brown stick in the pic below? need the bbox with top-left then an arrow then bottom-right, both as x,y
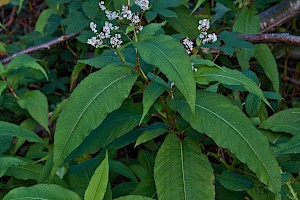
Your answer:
238,33 -> 300,46
0,32 -> 80,65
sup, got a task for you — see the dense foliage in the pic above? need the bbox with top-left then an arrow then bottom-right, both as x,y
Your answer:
0,0 -> 300,199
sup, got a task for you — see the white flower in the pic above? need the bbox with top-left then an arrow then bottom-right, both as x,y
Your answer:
199,31 -> 207,39
198,19 -> 210,31
135,0 -> 149,10
131,14 -> 140,25
105,10 -> 119,20
182,38 -> 194,54
99,1 -> 106,11
98,32 -> 106,39
202,33 -> 218,44
121,5 -> 133,20
90,22 -> 97,33
191,63 -> 197,72
87,36 -> 103,48
110,34 -> 123,48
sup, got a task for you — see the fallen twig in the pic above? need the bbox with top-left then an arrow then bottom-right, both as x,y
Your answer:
239,33 -> 300,46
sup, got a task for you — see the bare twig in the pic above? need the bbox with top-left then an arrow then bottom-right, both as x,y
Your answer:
0,32 -> 80,65
260,0 -> 300,33
239,33 -> 300,46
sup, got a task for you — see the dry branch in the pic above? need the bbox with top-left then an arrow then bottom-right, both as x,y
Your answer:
239,33 -> 300,46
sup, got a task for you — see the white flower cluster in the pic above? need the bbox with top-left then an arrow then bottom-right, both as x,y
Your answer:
198,19 -> 217,44
87,1 -> 148,48
182,38 -> 194,54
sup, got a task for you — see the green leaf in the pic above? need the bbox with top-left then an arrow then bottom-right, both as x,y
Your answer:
134,35 -> 196,114
0,81 -> 6,97
135,127 -> 166,147
3,184 -> 82,200
131,175 -> 156,198
194,66 -> 271,108
82,0 -> 99,19
154,134 -> 215,200
140,81 -> 165,124
157,9 -> 177,18
110,160 -> 138,183
53,67 -> 138,169
233,8 -> 259,69
35,8 -> 56,35
191,0 -> 206,15
167,90 -> 281,193
17,90 -> 49,132
260,108 -> 300,135
114,195 -> 153,200
139,21 -> 166,39
165,6 -> 199,38
254,44 -> 279,92
6,54 -> 48,80
217,171 -> 254,191
0,136 -> 13,154
272,135 -> 300,156
0,121 -> 43,143
245,93 -> 261,117
66,103 -> 142,161
50,98 -> 69,124
61,11 -> 89,34
152,0 -> 184,11
84,151 -> 109,200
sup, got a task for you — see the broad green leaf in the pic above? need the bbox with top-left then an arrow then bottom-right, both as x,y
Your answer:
84,152 -> 109,200
139,21 -> 166,39
61,11 -> 89,34
260,108 -> 300,135
165,6 -> 199,38
272,135 -> 300,156
157,9 -> 177,18
154,134 -> 215,200
131,175 -> 156,198
254,44 -> 279,92
53,66 -> 138,169
245,93 -> 261,117
263,91 -> 283,100
6,54 -> 48,80
78,50 -> 123,68
0,135 -> 13,154
152,0 -> 184,11
110,160 -> 138,183
0,121 -> 43,143
217,171 -> 254,191
0,156 -> 31,169
167,90 -> 281,193
233,8 -> 259,69
66,103 -> 142,161
82,0 -> 99,19
17,90 -> 49,132
140,81 -> 165,124
35,8 -> 56,35
0,81 -> 6,96
134,35 -> 196,114
194,66 -> 271,108
191,0 -> 206,15
135,127 -> 166,147
3,184 -> 82,200
114,195 -> 153,200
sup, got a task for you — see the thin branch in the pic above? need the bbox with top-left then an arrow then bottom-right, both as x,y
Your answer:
0,32 -> 80,65
239,33 -> 300,46
260,0 -> 300,33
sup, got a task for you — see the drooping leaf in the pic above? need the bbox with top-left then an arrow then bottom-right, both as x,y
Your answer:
135,127 -> 166,147
114,195 -> 153,200
110,160 -> 138,183
167,90 -> 281,193
3,184 -> 82,200
53,66 -> 138,169
217,171 -> 254,191
254,44 -> 279,92
272,135 -> 300,156
17,90 -> 49,132
154,134 -> 215,200
134,35 -> 196,114
194,66 -> 271,108
0,121 -> 43,143
140,81 -> 165,124
260,108 -> 300,135
84,151 -> 109,200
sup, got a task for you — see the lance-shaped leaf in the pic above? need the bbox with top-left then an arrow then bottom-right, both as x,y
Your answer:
84,151 -> 109,200
53,66 -> 138,168
195,66 -> 271,108
134,35 -> 196,114
260,108 -> 300,135
167,90 -> 281,193
154,134 -> 215,200
17,90 -> 49,132
3,184 -> 82,200
0,121 -> 43,143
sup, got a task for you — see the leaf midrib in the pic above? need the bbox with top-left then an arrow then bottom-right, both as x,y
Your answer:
59,74 -> 129,156
177,99 -> 274,189
180,141 -> 187,200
